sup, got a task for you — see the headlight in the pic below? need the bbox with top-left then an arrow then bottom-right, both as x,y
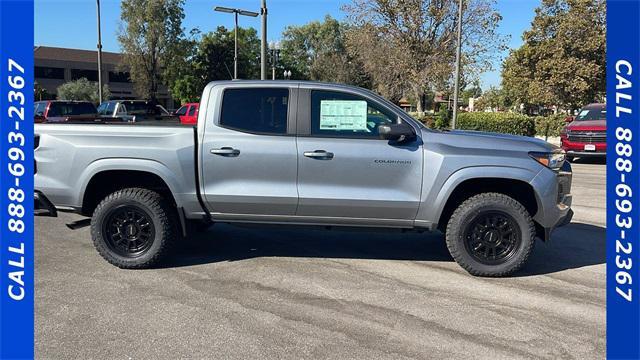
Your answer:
529,150 -> 566,170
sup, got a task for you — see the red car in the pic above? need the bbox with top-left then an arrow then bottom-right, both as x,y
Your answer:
34,100 -> 99,123
560,103 -> 606,161
174,102 -> 199,125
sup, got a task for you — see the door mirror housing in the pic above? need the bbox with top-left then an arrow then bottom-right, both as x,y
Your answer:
378,122 -> 416,142
34,114 -> 45,123
564,116 -> 574,123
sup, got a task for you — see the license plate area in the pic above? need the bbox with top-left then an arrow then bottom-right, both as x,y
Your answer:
584,144 -> 596,151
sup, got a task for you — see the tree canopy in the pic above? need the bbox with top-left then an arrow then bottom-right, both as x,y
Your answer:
171,26 -> 261,103
343,0 -> 506,111
118,0 -> 187,100
501,0 -> 606,110
56,78 -> 110,104
279,15 -> 370,87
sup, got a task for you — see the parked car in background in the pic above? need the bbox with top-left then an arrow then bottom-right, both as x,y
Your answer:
34,100 -> 99,123
560,103 -> 606,161
97,100 -> 179,123
174,102 -> 199,125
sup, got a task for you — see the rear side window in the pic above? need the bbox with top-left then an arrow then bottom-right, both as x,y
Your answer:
220,88 -> 288,134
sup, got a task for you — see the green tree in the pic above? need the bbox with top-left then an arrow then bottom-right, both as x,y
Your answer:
170,26 -> 261,103
343,0 -> 507,111
118,0 -> 187,100
501,0 -> 606,110
279,15 -> 370,87
475,86 -> 506,111
56,78 -> 110,104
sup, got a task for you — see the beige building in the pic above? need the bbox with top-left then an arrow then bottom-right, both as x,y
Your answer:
34,46 -> 175,109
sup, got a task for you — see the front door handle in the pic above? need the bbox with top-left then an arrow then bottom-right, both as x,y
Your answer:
303,150 -> 334,160
210,147 -> 240,156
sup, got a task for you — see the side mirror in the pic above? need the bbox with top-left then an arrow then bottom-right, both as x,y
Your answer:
378,122 -> 416,142
564,116 -> 574,123
34,114 -> 45,123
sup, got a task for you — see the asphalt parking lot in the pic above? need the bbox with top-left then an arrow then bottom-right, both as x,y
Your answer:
35,160 -> 606,359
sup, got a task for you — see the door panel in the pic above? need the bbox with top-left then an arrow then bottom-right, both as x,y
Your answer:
200,86 -> 298,216
202,131 -> 298,215
296,137 -> 423,220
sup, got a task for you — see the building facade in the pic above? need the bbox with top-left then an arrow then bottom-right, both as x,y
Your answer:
34,46 -> 175,109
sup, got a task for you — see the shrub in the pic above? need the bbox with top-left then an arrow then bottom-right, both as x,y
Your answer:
534,114 -> 567,139
56,78 -> 110,104
434,104 -> 451,129
408,112 -> 437,128
456,112 -> 535,136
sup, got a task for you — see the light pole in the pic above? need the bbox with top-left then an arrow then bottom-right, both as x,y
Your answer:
451,0 -> 463,129
269,41 -> 280,80
96,0 -> 103,103
214,6 -> 259,79
261,0 -> 267,80
283,70 -> 291,80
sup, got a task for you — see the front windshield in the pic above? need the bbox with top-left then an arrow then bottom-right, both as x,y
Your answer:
576,107 -> 606,121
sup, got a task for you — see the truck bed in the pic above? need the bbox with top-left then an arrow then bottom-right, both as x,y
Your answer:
34,123 -> 204,217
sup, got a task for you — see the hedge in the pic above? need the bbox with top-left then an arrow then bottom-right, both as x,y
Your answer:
456,112 -> 535,137
534,114 -> 567,139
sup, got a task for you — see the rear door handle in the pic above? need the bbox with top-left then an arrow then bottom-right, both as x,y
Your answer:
303,150 -> 334,160
210,147 -> 240,156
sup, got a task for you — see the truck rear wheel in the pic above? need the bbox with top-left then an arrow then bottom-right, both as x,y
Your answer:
445,193 -> 535,277
90,188 -> 176,269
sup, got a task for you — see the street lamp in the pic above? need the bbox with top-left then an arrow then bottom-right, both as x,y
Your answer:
214,6 -> 259,79
96,0 -> 103,103
451,0 -> 463,129
269,41 -> 280,80
283,70 -> 291,80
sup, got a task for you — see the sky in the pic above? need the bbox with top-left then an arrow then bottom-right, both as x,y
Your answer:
34,0 -> 540,89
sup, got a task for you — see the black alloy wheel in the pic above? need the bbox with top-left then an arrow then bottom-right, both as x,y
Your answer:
462,211 -> 521,265
102,205 -> 156,258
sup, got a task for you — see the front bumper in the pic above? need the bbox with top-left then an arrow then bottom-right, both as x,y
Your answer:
531,162 -> 573,241
565,150 -> 606,157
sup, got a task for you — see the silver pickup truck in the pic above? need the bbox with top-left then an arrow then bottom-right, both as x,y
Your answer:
35,81 -> 573,276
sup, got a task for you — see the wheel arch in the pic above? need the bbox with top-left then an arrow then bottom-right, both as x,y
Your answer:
79,159 -> 183,217
428,167 -> 541,232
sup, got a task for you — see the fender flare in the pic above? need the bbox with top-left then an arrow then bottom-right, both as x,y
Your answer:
77,157 -> 184,209
422,165 -> 542,226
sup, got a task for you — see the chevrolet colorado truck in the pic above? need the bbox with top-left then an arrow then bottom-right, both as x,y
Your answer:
34,81 -> 573,276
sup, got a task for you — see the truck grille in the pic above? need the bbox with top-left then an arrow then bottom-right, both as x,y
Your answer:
567,130 -> 606,143
557,172 -> 572,204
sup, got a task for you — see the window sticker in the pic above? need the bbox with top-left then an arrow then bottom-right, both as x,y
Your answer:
319,100 -> 368,131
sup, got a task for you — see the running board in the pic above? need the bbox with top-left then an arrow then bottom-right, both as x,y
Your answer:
66,218 -> 91,230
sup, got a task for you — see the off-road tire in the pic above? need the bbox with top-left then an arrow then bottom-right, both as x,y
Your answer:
445,192 -> 535,277
90,188 -> 177,269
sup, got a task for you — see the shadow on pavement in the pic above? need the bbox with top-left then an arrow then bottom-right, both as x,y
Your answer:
162,221 -> 605,277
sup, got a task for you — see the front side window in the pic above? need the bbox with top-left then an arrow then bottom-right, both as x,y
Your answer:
311,90 -> 396,138
220,88 -> 289,134
188,105 -> 197,116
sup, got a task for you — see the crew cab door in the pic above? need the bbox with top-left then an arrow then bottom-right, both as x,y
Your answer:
295,88 -> 423,224
200,85 -> 299,216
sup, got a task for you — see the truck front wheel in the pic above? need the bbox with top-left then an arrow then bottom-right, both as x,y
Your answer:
445,193 -> 535,277
90,188 -> 177,269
